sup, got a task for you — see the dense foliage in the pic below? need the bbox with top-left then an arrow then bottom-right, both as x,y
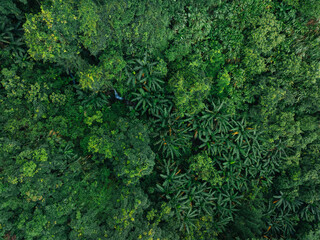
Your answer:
1,0 -> 320,239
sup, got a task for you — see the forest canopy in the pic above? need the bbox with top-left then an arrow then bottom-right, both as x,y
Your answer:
1,0 -> 320,239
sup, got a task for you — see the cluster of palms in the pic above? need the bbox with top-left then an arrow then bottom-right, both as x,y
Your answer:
122,54 -> 298,235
